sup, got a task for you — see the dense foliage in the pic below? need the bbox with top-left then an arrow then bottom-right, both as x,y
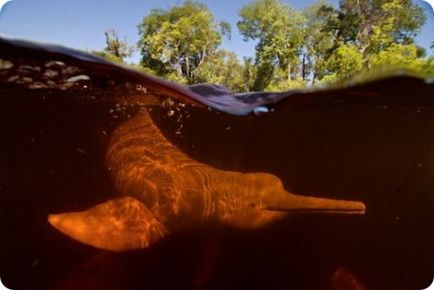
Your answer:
96,0 -> 433,92
137,1 -> 230,84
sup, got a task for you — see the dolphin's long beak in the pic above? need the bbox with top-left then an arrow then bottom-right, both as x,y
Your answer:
263,193 -> 366,215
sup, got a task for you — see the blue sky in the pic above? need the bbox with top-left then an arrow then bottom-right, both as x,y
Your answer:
0,0 -> 433,63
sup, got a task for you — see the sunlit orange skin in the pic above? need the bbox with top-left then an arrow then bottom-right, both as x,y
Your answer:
49,108 -> 366,252
107,109 -> 365,227
107,109 -> 286,229
328,267 -> 366,290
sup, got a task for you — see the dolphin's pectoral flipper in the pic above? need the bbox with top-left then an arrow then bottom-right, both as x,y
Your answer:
48,196 -> 167,252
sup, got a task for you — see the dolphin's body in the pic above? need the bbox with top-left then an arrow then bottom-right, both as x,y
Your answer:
49,108 -> 366,252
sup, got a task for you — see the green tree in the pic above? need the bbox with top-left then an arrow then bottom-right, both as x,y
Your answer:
138,1 -> 230,83
323,43 -> 363,82
104,29 -> 135,60
240,57 -> 258,92
369,43 -> 425,71
336,0 -> 426,57
313,0 -> 427,83
265,76 -> 306,92
92,29 -> 135,63
237,0 -> 306,90
423,57 -> 434,76
194,50 -> 246,92
302,1 -> 338,84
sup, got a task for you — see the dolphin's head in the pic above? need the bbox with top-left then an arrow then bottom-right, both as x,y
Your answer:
251,172 -> 366,215
212,172 -> 366,229
242,172 -> 366,222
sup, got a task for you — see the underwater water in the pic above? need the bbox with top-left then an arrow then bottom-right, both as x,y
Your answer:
0,37 -> 433,290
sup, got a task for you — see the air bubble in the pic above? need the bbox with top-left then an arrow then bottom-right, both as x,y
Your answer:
254,106 -> 270,116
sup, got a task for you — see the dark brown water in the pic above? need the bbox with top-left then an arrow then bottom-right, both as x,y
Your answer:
0,37 -> 433,290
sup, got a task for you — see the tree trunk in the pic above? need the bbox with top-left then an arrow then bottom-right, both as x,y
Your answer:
302,54 -> 306,81
175,58 -> 183,77
186,56 -> 190,79
287,62 -> 291,81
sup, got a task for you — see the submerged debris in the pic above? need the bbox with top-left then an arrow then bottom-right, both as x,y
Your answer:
75,148 -> 87,154
66,74 -> 90,83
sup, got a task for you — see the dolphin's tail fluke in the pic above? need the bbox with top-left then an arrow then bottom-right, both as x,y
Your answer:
48,196 -> 167,252
263,193 -> 366,215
